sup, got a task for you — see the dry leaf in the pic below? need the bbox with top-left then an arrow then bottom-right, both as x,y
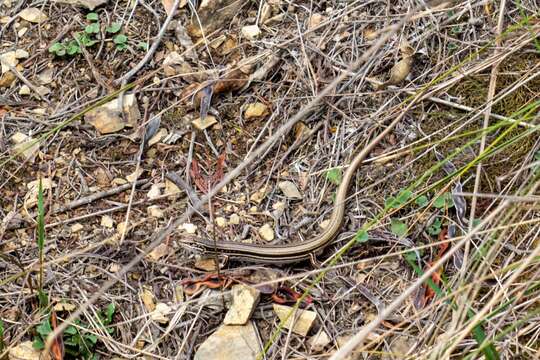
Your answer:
19,85 -> 30,95
400,39 -> 415,57
363,26 -> 378,41
187,0 -> 243,37
164,179 -> 181,195
126,168 -> 144,182
161,0 -> 174,15
386,57 -> 413,86
180,223 -> 198,234
194,257 -> 219,271
147,205 -> 164,218
141,288 -> 156,312
147,183 -> 162,199
308,13 -> 325,29
53,302 -> 77,312
85,93 -> 140,134
148,128 -> 167,147
71,223 -> 84,233
50,312 -> 65,360
215,217 -> 227,227
147,242 -> 168,260
0,71 -> 16,87
229,213 -> 240,225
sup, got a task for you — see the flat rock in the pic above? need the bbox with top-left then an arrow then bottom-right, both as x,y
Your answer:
244,102 -> 269,119
278,180 -> 302,199
258,223 -> 274,241
53,0 -> 108,10
187,0 -> 244,38
273,304 -> 317,336
151,302 -> 171,324
85,93 -> 140,134
223,285 -> 260,325
308,330 -> 331,352
8,341 -> 41,360
147,205 -> 164,218
192,115 -> 217,130
241,25 -> 261,40
100,215 -> 114,228
0,51 -> 17,74
194,322 -> 261,360
147,183 -> 162,199
18,7 -> 48,23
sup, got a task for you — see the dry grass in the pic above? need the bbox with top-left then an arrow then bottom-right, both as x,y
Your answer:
1,0 -> 539,359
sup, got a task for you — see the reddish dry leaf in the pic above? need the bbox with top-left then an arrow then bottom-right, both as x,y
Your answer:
50,312 -> 65,360
210,153 -> 226,186
271,286 -> 312,306
190,154 -> 227,194
420,228 -> 451,307
190,159 -> 208,193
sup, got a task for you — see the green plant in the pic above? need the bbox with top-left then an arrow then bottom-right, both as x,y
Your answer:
325,168 -> 342,185
36,179 -> 48,308
433,192 -> 454,209
427,217 -> 442,236
354,229 -> 369,243
0,320 -> 5,360
33,303 -> 116,359
86,12 -> 99,21
106,22 -> 121,34
48,13 -> 140,57
385,189 -> 412,210
415,194 -> 428,207
85,22 -> 100,34
137,41 -> 149,51
390,218 -> 408,237
113,34 -> 128,50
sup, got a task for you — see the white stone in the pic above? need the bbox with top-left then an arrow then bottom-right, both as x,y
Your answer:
18,85 -> 30,95
147,205 -> 164,218
229,213 -> 240,225
215,216 -> 227,227
101,215 -> 114,228
273,304 -> 316,336
258,223 -> 274,241
147,183 -> 162,199
223,285 -> 260,325
18,7 -> 48,23
241,25 -> 261,40
194,322 -> 261,360
181,223 -> 197,234
278,180 -> 302,199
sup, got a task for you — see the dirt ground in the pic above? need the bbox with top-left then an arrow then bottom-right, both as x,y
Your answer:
1,0 -> 539,359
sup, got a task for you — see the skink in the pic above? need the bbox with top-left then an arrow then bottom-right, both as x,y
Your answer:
191,138 -> 376,264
